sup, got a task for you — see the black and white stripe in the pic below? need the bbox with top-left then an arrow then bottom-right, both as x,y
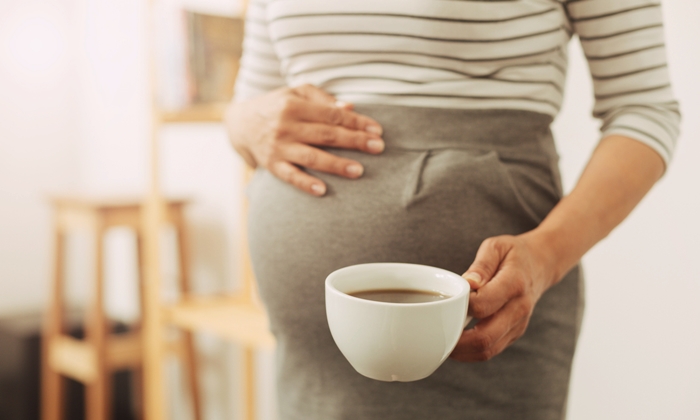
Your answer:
234,0 -> 679,164
567,0 -> 678,162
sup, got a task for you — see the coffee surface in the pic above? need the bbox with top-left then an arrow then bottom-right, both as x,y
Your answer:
349,288 -> 450,304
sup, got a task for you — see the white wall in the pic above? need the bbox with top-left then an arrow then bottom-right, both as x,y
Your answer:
555,2 -> 700,419
0,0 -> 697,419
73,0 -> 264,419
1,0 -> 263,419
0,0 -> 83,315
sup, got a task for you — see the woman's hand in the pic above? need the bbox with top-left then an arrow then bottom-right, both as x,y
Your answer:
450,233 -> 560,362
224,84 -> 385,196
450,135 -> 665,363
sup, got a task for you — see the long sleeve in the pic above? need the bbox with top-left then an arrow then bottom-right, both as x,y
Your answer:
566,0 -> 681,166
234,0 -> 287,101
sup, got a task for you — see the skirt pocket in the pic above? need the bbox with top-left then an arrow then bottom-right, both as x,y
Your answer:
492,150 -> 562,224
406,147 -> 558,227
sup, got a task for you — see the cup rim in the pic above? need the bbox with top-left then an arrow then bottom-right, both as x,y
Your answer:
325,262 -> 470,307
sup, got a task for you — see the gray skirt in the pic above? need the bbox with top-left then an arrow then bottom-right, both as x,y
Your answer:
247,104 -> 584,420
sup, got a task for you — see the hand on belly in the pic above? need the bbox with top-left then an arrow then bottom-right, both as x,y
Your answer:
225,84 -> 385,196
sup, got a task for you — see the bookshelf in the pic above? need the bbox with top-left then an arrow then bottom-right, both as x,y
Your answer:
141,1 -> 271,420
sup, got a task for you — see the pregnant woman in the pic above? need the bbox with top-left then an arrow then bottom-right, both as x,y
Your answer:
224,1 -> 680,419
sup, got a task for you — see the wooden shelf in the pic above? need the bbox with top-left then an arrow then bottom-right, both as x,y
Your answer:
159,102 -> 227,123
163,295 -> 275,349
142,3 -> 259,419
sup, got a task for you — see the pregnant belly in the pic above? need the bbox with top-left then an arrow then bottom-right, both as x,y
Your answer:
246,145 -> 557,339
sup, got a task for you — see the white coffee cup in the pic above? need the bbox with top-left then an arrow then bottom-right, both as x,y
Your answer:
325,263 -> 472,382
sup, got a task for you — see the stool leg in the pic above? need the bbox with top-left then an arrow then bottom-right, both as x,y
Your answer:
243,347 -> 256,420
132,235 -> 146,420
42,229 -> 66,420
141,200 -> 169,420
173,207 -> 203,420
181,332 -> 201,420
86,223 -> 110,420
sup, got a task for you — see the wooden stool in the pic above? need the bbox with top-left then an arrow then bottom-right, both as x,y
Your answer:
42,196 -> 202,420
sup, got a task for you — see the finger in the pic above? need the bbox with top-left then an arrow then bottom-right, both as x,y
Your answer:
450,298 -> 530,362
335,100 -> 354,110
468,264 -> 528,319
279,142 -> 365,179
451,319 -> 527,362
269,160 -> 327,196
285,98 -> 383,135
288,122 -> 385,154
291,84 -> 357,112
290,83 -> 338,105
462,236 -> 512,289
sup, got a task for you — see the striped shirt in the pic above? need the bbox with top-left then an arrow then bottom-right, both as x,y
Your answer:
233,0 -> 680,164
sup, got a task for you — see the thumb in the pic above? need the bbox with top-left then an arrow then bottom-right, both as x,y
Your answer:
463,237 -> 509,291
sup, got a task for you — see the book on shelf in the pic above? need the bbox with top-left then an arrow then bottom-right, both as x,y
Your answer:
155,7 -> 244,116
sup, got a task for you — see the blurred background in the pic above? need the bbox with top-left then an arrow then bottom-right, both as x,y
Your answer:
0,0 -> 698,419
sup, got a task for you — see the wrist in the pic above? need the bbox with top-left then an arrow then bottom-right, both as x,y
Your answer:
519,226 -> 575,288
224,100 -> 258,168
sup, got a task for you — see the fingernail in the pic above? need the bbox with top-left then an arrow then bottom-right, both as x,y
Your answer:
464,272 -> 483,287
346,164 -> 363,177
367,139 -> 385,153
335,100 -> 349,108
311,184 -> 326,196
366,125 -> 383,135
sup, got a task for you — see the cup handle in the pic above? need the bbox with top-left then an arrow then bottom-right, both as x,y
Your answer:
463,315 -> 473,330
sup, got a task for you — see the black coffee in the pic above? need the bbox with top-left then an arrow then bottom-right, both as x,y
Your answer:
349,288 -> 450,304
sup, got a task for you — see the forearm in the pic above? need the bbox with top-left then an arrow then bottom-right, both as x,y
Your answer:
523,135 -> 666,286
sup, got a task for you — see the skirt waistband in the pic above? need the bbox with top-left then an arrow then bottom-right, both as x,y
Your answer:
350,103 -> 562,196
352,104 -> 554,154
